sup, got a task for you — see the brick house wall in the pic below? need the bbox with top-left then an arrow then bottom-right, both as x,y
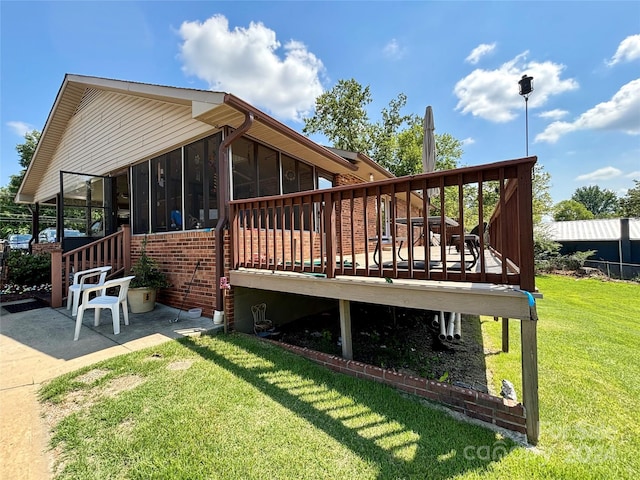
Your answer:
131,231 -> 219,318
32,243 -> 60,255
334,174 -> 421,256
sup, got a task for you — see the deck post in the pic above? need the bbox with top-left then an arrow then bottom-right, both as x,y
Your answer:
50,248 -> 63,308
521,318 -> 539,444
122,224 -> 131,273
502,318 -> 509,352
338,299 -> 353,360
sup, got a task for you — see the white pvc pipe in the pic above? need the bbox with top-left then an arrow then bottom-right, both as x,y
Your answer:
438,311 -> 446,340
446,312 -> 455,340
454,312 -> 462,340
432,314 -> 440,329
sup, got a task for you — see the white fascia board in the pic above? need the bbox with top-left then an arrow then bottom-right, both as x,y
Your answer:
192,98 -> 226,118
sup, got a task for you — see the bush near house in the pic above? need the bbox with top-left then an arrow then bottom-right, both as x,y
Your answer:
5,250 -> 51,286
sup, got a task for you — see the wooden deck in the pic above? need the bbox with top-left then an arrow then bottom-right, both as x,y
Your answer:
229,156 -> 541,444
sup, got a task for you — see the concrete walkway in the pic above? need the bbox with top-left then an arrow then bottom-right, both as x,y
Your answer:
0,301 -> 220,479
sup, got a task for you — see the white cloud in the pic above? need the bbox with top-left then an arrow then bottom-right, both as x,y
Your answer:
7,121 -> 34,136
617,187 -> 629,197
536,78 -> 640,143
626,170 -> 640,179
178,14 -> 325,122
607,34 -> 640,66
461,137 -> 475,146
538,109 -> 569,120
454,51 -> 578,123
575,167 -> 622,181
383,39 -> 405,60
465,43 -> 496,65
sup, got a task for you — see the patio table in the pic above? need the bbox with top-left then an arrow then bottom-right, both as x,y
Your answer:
396,216 -> 459,247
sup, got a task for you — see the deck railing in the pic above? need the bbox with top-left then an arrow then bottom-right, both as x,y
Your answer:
50,225 -> 131,307
229,157 -> 536,290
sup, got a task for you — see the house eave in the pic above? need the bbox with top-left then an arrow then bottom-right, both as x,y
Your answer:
17,74 -> 358,204
193,94 -> 358,176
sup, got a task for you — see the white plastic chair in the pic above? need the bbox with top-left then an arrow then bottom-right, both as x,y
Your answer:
67,266 -> 112,316
74,275 -> 135,341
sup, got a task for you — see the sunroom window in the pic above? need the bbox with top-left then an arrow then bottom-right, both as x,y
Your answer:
132,132 -> 333,235
151,148 -> 182,232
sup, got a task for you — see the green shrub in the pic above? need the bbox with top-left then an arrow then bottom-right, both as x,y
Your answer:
555,250 -> 597,271
6,250 -> 51,285
533,227 -> 596,273
533,229 -> 561,273
129,235 -> 170,289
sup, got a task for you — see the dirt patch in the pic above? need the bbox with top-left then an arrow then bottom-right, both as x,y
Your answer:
167,360 -> 194,371
76,368 -> 110,384
277,303 -> 490,393
102,375 -> 146,398
42,374 -> 147,429
42,389 -> 94,430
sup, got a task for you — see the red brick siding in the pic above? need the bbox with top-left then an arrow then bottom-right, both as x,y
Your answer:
131,231 -> 218,317
32,243 -> 59,255
223,230 -> 234,329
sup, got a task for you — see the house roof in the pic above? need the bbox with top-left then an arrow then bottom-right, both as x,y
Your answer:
17,74 -> 359,203
326,147 -> 395,182
543,218 -> 640,241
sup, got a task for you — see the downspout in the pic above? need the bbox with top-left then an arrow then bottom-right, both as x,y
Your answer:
215,111 -> 254,327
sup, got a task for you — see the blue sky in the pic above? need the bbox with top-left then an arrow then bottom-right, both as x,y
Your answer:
1,1 -> 639,205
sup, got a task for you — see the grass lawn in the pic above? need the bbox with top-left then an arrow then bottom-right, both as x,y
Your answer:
40,274 -> 639,479
482,274 -> 640,479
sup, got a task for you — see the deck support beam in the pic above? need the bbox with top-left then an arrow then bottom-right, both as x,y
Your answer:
339,299 -> 353,360
502,318 -> 509,352
521,318 -> 539,444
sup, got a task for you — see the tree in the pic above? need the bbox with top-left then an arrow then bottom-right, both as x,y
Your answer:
553,199 -> 595,221
619,180 -> 640,217
303,79 -> 375,154
303,79 -> 464,178
571,185 -> 619,218
531,164 -> 553,224
0,130 -> 41,238
303,78 -> 552,226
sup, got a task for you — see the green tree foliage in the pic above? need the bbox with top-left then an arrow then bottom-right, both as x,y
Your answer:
303,78 -> 552,227
303,79 -> 463,177
531,164 -> 553,224
553,200 -> 595,221
369,94 -> 414,173
5,250 -> 51,285
302,79 -> 374,154
571,185 -> 619,218
0,130 -> 42,238
618,180 -> 640,217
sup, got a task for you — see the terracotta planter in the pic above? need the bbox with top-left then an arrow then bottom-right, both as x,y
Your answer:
127,287 -> 157,313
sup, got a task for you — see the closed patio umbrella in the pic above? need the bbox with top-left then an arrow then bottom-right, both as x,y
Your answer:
422,105 -> 437,201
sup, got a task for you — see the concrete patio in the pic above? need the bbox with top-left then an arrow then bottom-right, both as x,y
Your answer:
0,301 -> 221,480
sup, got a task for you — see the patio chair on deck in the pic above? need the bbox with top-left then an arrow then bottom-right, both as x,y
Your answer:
67,266 -> 112,316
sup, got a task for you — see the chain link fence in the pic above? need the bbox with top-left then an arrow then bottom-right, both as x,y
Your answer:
582,259 -> 640,281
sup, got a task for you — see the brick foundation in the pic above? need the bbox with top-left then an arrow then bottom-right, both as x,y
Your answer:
267,339 -> 527,436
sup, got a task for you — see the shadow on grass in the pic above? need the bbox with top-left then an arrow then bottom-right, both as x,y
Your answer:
181,333 -> 519,479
